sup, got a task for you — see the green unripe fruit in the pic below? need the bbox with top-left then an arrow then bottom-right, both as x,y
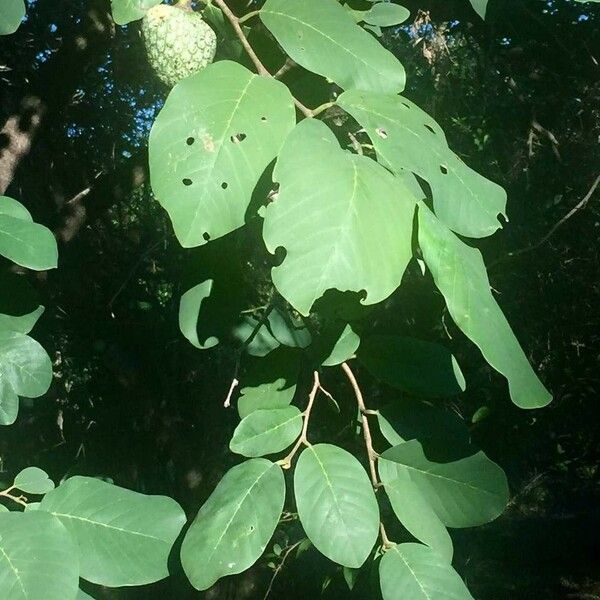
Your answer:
142,3 -> 217,88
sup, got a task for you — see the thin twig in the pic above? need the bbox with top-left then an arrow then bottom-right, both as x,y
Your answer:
278,371 -> 321,468
212,0 -> 314,118
223,378 -> 239,408
263,540 -> 303,600
273,58 -> 297,80
0,486 -> 28,507
490,174 -> 600,269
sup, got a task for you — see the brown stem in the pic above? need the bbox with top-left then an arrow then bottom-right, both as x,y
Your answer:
0,486 -> 28,508
212,0 -> 314,118
278,371 -> 321,468
263,539 -> 303,599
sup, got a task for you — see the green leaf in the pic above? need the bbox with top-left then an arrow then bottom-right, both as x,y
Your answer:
343,565 -> 360,590
0,331 -> 52,398
0,375 -> 18,425
149,60 -> 295,248
0,197 -> 58,270
232,315 -> 281,357
238,378 -> 296,419
0,306 -> 44,335
13,466 -> 55,494
379,440 -> 509,529
358,335 -> 465,397
77,590 -> 96,600
469,0 -> 488,19
230,406 -> 303,457
363,3 -> 410,27
110,0 -> 161,25
181,459 -> 285,590
263,119 -> 416,316
294,444 -> 379,568
39,476 -> 186,586
0,0 -> 25,35
337,91 -> 507,238
379,543 -> 474,600
179,280 -> 219,349
417,203 -> 552,409
322,324 -> 360,366
260,0 -> 405,94
0,511 -> 79,600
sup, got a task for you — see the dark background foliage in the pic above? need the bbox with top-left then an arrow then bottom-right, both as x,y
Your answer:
1,0 -> 599,598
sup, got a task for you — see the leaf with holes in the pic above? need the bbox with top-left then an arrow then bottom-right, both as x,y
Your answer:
0,196 -> 58,270
13,466 -> 55,494
180,459 -> 285,590
38,476 -> 186,586
379,543 -> 474,600
337,91 -> 507,238
0,0 -> 25,35
149,60 -> 295,248
230,406 -> 302,457
263,119 -> 415,316
110,0 -> 161,25
358,335 -> 465,397
379,440 -> 509,530
0,511 -> 79,600
260,0 -> 405,94
0,331 -> 52,398
294,444 -> 379,568
418,203 -> 552,409
363,3 -> 410,27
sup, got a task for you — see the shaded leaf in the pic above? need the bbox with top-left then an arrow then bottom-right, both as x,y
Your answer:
379,440 -> 509,529
110,0 -> 161,25
469,0 -> 488,19
294,444 -> 379,568
39,476 -> 186,586
263,119 -> 415,316
337,91 -> 507,238
0,376 -> 18,425
417,203 -> 552,409
181,459 -> 285,590
358,335 -> 465,397
379,543 -> 473,600
149,60 -> 295,247
13,466 -> 55,494
0,511 -> 79,600
230,406 -> 303,457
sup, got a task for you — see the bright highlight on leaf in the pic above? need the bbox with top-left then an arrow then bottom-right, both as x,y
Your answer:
260,0 -> 405,94
417,202 -> 552,409
181,459 -> 285,590
337,91 -> 507,238
149,60 -> 296,247
263,118 -> 416,316
294,444 -> 379,568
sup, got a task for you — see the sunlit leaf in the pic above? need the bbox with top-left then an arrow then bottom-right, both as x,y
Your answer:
179,280 -> 219,349
469,0 -> 488,19
0,331 -> 52,398
337,91 -> 507,238
417,202 -> 552,409
358,335 -> 465,397
0,375 -> 18,425
0,0 -> 25,35
110,0 -> 161,25
13,466 -> 55,494
0,511 -> 79,600
39,476 -> 186,586
294,444 -> 379,568
363,3 -> 410,26
0,196 -> 58,270
230,406 -> 302,457
181,459 -> 285,590
379,543 -> 474,600
0,305 -> 44,335
149,60 -> 295,247
322,324 -> 360,366
379,440 -> 509,529
263,119 -> 415,316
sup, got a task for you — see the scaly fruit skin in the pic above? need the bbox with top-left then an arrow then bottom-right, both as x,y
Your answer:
142,4 -> 217,87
